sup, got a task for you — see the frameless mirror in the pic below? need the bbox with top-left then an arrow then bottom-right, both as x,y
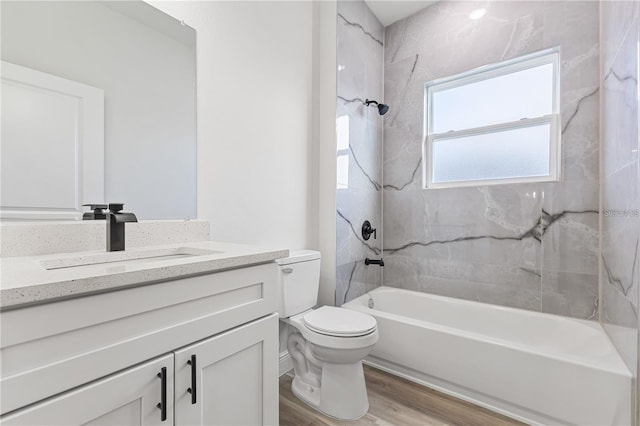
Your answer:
1,0 -> 196,221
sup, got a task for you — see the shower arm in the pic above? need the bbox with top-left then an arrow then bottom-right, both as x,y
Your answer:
364,98 -> 389,115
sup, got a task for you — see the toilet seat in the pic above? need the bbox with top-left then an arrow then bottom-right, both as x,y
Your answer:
285,309 -> 379,350
303,306 -> 377,337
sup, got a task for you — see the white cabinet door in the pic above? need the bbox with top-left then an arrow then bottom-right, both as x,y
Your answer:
174,314 -> 279,426
2,354 -> 174,426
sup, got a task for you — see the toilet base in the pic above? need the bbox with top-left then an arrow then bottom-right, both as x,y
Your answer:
291,361 -> 370,420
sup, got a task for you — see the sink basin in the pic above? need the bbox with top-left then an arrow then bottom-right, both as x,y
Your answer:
39,247 -> 221,270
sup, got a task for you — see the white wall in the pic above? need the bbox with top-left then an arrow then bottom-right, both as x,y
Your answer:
150,1 -> 339,362
150,1 -> 319,251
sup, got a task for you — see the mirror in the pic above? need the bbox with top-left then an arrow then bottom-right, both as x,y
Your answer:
1,1 -> 196,220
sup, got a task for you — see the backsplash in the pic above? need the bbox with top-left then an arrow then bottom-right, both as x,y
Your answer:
0,220 -> 210,257
382,1 -> 600,319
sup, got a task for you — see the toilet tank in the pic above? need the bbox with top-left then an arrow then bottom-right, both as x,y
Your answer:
277,250 -> 321,318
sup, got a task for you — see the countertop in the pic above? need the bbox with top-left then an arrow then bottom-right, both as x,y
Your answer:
0,241 -> 288,310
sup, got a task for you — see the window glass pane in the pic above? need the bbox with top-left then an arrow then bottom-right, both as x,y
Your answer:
432,123 -> 551,183
431,62 -> 553,133
336,115 -> 349,150
337,154 -> 349,189
336,115 -> 350,189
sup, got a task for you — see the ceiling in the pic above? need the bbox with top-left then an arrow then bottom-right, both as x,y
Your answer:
364,0 -> 438,27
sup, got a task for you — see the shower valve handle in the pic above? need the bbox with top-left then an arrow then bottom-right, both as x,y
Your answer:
362,220 -> 377,240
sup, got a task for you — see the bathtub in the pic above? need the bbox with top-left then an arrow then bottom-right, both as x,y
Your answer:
344,287 -> 632,425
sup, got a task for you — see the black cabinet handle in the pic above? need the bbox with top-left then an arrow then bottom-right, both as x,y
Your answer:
157,367 -> 167,421
187,355 -> 197,404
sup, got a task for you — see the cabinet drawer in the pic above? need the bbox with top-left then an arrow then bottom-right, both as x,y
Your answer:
1,263 -> 277,414
2,354 -> 174,425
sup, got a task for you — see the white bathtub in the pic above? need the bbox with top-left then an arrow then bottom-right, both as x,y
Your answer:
344,287 -> 632,425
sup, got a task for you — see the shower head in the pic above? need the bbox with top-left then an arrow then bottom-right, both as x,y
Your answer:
365,99 -> 390,116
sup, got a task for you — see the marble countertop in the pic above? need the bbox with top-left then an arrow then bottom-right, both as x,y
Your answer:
1,241 -> 288,310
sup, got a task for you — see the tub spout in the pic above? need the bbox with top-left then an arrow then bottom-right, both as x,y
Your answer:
365,258 -> 384,267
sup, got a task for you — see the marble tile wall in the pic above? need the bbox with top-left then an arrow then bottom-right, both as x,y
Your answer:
383,1 -> 600,318
600,0 -> 640,396
336,0 -> 385,304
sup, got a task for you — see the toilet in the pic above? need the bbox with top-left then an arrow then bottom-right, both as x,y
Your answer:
278,250 -> 378,420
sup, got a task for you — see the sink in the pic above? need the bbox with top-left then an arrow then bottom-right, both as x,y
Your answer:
38,247 -> 221,270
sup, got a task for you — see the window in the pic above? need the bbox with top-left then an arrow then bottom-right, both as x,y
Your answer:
424,48 -> 560,188
336,115 -> 350,189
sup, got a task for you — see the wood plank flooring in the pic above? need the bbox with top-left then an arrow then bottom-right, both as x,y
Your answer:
279,365 -> 526,426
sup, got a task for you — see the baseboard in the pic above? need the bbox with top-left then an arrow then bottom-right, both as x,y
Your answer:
279,350 -> 293,377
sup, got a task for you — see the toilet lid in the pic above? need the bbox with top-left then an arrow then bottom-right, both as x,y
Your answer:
303,306 -> 377,337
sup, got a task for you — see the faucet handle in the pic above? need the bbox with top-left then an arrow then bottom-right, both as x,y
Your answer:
108,203 -> 124,213
361,220 -> 377,240
82,204 -> 108,220
83,204 -> 108,210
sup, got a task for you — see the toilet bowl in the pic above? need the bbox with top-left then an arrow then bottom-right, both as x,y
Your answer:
278,250 -> 378,420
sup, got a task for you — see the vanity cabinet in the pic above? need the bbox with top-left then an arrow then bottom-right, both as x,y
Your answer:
0,262 -> 280,425
3,315 -> 278,426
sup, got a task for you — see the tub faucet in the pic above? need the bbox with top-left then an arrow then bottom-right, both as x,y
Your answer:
106,203 -> 137,252
365,258 -> 384,267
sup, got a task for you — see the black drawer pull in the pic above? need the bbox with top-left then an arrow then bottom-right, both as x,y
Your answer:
187,355 -> 197,404
157,367 -> 167,421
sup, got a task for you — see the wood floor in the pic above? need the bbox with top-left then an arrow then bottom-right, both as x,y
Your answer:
279,365 -> 526,426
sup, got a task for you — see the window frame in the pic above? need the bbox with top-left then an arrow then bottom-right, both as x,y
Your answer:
423,47 -> 561,189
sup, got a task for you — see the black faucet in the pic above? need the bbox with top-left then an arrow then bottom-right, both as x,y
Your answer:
106,203 -> 137,252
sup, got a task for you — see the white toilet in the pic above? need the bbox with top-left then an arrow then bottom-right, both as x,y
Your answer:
278,250 -> 378,420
